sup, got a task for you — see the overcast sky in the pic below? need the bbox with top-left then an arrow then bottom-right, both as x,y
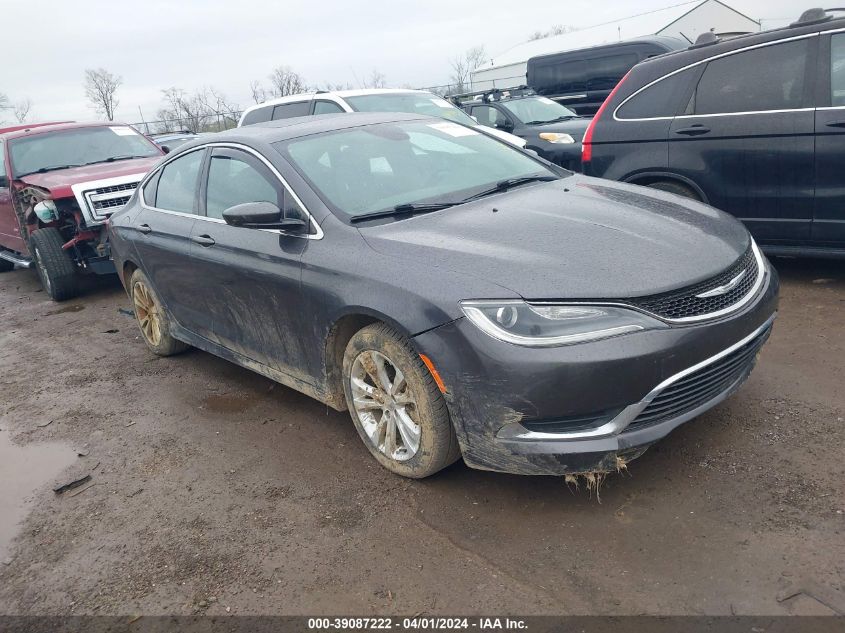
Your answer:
3,0 -> 805,125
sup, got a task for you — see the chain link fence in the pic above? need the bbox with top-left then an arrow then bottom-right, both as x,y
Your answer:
131,111 -> 243,135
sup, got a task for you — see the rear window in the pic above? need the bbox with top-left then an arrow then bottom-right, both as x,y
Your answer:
241,106 -> 272,126
616,68 -> 699,119
692,40 -> 808,115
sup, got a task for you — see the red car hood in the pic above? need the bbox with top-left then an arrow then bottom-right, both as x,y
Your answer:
16,156 -> 162,199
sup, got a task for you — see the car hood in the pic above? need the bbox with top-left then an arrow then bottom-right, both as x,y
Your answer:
359,176 -> 751,300
526,117 -> 591,141
15,156 -> 161,199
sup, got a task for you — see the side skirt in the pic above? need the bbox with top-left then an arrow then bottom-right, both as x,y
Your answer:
170,322 -> 338,410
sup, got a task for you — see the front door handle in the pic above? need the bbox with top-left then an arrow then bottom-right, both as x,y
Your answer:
137,223 -> 152,234
191,234 -> 216,247
675,125 -> 711,136
825,120 -> 845,128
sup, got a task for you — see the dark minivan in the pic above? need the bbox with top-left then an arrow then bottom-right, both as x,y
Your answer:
582,8 -> 845,258
527,36 -> 686,115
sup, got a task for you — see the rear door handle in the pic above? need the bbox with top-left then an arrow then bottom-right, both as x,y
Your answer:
191,234 -> 216,247
825,120 -> 845,128
675,125 -> 711,136
137,223 -> 152,234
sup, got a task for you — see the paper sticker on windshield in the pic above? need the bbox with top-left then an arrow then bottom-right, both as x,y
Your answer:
429,97 -> 453,108
110,126 -> 137,136
428,122 -> 478,137
538,97 -> 556,104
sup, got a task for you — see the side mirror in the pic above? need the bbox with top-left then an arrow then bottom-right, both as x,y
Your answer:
160,145 -> 171,154
496,120 -> 514,132
222,201 -> 307,232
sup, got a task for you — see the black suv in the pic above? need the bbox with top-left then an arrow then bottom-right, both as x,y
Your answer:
582,8 -> 845,258
453,87 -> 590,171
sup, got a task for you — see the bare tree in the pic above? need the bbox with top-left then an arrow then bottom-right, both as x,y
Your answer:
84,68 -> 122,120
13,98 -> 33,123
249,80 -> 268,104
364,69 -> 386,89
156,86 -> 240,133
449,46 -> 487,94
0,93 -> 8,111
268,66 -> 307,97
528,24 -> 576,40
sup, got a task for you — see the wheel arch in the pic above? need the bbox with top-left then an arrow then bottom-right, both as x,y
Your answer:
322,308 -> 419,411
622,171 -> 708,203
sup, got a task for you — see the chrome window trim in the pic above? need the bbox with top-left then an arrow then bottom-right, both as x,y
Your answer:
138,142 -> 324,240
531,241 -> 767,325
499,313 -> 776,441
613,32 -> 819,122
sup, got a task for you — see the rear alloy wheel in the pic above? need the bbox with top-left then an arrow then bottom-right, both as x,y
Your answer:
129,269 -> 188,356
342,323 -> 461,478
646,180 -> 700,201
29,228 -> 80,301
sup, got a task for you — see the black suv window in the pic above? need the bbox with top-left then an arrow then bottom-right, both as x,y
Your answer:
153,150 -> 204,214
617,68 -> 699,119
831,33 -> 845,107
272,101 -> 310,120
693,40 -> 808,115
206,150 -> 282,220
471,105 -> 508,128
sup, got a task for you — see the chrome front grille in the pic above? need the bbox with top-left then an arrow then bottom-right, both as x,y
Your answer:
628,245 -> 760,321
82,181 -> 140,221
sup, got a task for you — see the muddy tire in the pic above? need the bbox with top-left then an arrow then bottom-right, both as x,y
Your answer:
646,180 -> 700,201
342,323 -> 461,478
128,269 -> 188,356
0,258 -> 14,273
29,228 -> 80,301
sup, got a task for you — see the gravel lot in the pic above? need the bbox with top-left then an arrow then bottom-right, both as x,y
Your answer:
0,258 -> 843,616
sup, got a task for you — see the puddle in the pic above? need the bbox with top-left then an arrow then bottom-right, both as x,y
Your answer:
201,394 -> 254,414
0,432 -> 77,562
43,304 -> 85,316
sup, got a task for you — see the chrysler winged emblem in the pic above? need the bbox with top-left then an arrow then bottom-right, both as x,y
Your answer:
696,269 -> 747,298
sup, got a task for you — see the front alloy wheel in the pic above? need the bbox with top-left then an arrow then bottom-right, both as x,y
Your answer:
350,350 -> 421,461
342,323 -> 461,478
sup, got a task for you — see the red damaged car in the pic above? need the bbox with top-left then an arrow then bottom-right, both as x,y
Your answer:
0,122 -> 162,300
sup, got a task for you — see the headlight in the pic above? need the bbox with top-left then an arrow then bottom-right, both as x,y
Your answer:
539,132 -> 575,144
460,300 -> 664,347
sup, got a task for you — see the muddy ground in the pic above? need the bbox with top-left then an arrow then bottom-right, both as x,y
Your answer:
0,258 -> 843,616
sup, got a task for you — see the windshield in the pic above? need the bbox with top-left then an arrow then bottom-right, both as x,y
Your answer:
344,93 -> 477,126
9,126 -> 161,177
500,97 -> 578,124
277,120 -> 557,219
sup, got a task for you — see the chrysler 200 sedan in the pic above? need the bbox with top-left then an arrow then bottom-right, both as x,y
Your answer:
108,112 -> 778,478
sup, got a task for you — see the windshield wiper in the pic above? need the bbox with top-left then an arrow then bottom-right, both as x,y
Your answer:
17,164 -> 86,177
350,202 -> 458,224
459,175 -> 558,203
85,155 -> 152,166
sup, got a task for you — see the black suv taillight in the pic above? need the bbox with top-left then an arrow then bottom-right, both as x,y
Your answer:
581,69 -> 632,164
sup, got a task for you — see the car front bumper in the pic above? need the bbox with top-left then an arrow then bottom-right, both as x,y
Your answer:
530,142 -> 583,171
412,265 -> 779,476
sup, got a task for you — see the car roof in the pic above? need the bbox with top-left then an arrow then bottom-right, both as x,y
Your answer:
636,13 -> 845,72
0,121 -> 136,141
200,112 -> 434,146
239,89 -> 440,120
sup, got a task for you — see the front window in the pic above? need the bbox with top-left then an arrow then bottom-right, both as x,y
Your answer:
277,120 -> 557,219
344,93 -> 477,126
499,97 -> 578,125
9,126 -> 160,178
